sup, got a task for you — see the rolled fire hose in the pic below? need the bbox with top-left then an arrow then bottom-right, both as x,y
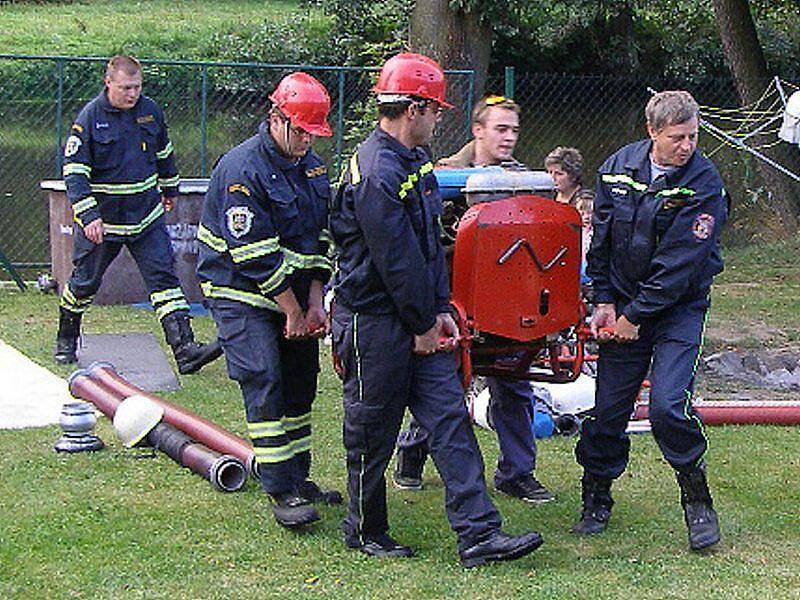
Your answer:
632,399 -> 800,425
85,362 -> 258,475
68,368 -> 247,492
146,421 -> 247,493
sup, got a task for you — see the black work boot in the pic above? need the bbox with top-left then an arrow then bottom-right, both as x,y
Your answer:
298,479 -> 343,505
54,308 -> 82,364
270,493 -> 320,528
459,530 -> 544,568
161,312 -> 223,375
345,532 -> 415,558
392,444 -> 427,490
571,473 -> 614,535
677,464 -> 721,551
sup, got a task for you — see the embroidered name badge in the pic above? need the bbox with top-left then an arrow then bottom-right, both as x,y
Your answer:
137,114 -> 155,124
663,198 -> 688,210
64,135 -> 82,157
611,187 -> 628,196
305,165 -> 327,178
95,122 -> 109,129
228,183 -> 252,197
693,213 -> 715,240
226,206 -> 254,238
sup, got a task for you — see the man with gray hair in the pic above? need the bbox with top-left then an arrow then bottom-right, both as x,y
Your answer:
572,90 -> 727,552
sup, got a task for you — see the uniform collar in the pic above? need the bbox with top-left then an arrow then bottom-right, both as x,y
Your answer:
259,121 -> 309,172
373,126 -> 427,162
97,88 -> 141,114
624,138 -> 699,188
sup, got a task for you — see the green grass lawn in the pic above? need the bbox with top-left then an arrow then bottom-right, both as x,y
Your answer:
1,240 -> 800,598
707,239 -> 800,347
0,0 -> 308,59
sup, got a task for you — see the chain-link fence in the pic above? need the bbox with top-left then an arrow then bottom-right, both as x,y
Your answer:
0,55 -> 476,272
493,71 -> 748,179
0,55 -> 780,275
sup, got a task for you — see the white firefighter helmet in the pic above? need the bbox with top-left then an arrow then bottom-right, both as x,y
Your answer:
533,373 -> 596,416
779,90 -> 800,145
113,394 -> 164,448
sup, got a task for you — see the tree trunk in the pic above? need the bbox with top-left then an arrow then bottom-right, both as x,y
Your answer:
712,0 -> 800,237
409,0 -> 492,99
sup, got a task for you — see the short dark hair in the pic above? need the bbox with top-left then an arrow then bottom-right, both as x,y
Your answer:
378,102 -> 411,120
106,55 -> 142,79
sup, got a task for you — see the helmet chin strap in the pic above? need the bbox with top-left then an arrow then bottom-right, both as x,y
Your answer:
283,118 -> 292,157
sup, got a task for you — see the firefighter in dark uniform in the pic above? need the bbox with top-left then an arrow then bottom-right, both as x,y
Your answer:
574,90 -> 726,551
197,72 -> 341,528
330,52 -> 543,567
55,55 -> 220,374
394,95 -> 555,505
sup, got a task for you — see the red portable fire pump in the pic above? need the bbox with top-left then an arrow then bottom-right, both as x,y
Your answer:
440,168 -> 591,389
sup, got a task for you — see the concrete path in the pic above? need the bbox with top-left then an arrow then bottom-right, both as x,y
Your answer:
0,338 -> 69,429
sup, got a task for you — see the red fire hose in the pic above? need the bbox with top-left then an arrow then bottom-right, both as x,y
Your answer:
68,367 -> 249,491
632,399 -> 800,425
84,362 -> 257,475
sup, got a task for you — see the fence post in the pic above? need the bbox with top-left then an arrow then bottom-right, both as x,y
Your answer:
200,64 -> 208,177
504,66 -> 515,100
336,69 -> 345,177
466,71 -> 475,139
55,58 -> 65,178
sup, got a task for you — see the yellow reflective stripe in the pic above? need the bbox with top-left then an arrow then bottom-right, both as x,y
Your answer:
253,445 -> 295,463
155,141 -> 173,160
60,284 -> 93,312
397,161 -> 434,200
248,421 -> 286,438
258,259 -> 292,295
229,237 -> 281,264
158,175 -> 180,188
657,187 -> 696,198
91,173 -> 158,195
601,173 -> 648,192
349,152 -> 361,185
283,248 -> 333,271
398,173 -> 419,200
197,223 -> 228,252
155,299 -> 190,320
284,412 -> 312,431
72,196 -> 97,215
150,288 -> 184,305
290,435 -> 311,454
103,203 -> 164,236
200,281 -> 281,311
63,162 -> 92,177
319,229 -> 336,258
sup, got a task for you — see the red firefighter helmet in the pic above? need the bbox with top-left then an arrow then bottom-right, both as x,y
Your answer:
269,72 -> 333,137
373,52 -> 454,109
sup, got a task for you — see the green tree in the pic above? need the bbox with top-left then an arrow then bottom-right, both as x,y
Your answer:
712,0 -> 800,236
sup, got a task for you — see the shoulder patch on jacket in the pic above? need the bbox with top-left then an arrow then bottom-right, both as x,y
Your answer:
64,135 -> 82,157
692,214 -> 715,240
226,206 -> 254,238
71,123 -> 84,134
136,114 -> 155,124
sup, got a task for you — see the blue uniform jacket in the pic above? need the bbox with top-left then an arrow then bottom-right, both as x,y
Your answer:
62,90 -> 179,239
331,127 -> 450,336
196,122 -> 333,312
587,139 -> 728,325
